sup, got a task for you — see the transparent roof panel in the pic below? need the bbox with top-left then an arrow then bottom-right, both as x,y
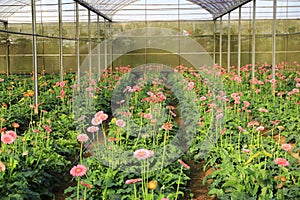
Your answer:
0,0 -> 300,23
112,0 -> 212,21
187,0 -> 252,19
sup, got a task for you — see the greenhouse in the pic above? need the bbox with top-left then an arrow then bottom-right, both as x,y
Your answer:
0,0 -> 299,199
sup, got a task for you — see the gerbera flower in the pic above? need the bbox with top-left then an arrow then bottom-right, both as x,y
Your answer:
125,178 -> 142,184
133,149 -> 153,160
143,113 -> 152,119
147,180 -> 157,190
116,119 -> 126,127
275,158 -> 290,167
87,126 -> 99,133
162,122 -> 173,130
238,126 -> 247,132
1,134 -> 14,144
178,159 -> 190,169
70,164 -> 87,177
77,134 -> 89,142
11,123 -> 20,128
5,130 -> 18,139
258,108 -> 268,113
256,126 -> 265,132
91,117 -> 102,125
281,143 -> 293,152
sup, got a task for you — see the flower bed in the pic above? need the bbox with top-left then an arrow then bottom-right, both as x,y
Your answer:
0,62 -> 299,199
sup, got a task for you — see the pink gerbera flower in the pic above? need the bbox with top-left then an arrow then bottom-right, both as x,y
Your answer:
77,134 -> 89,142
5,130 -> 17,139
70,164 -> 87,177
238,126 -> 247,132
200,96 -> 206,101
275,158 -> 290,167
178,159 -> 190,170
116,119 -> 126,127
281,143 -> 293,152
98,113 -> 108,121
91,117 -> 102,125
162,122 -> 173,130
216,113 -> 223,120
187,82 -> 194,90
143,113 -> 152,119
133,149 -> 154,160
1,134 -> 14,144
125,178 -> 142,184
242,148 -> 250,153
87,126 -> 99,133
258,108 -> 268,113
256,126 -> 265,132
247,120 -> 260,127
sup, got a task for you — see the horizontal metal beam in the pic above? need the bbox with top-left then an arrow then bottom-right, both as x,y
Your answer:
0,19 -> 8,24
213,0 -> 253,20
73,0 -> 112,22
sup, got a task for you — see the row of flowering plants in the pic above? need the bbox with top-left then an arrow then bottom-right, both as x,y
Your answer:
65,65 -> 197,199
0,73 -> 79,199
194,62 -> 300,199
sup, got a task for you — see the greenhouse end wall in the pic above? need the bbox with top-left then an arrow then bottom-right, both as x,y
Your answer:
0,19 -> 300,74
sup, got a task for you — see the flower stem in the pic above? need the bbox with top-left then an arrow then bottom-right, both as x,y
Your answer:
175,165 -> 183,200
77,178 -> 80,200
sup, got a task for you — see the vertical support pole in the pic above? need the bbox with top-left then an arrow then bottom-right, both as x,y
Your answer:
88,10 -> 92,75
58,0 -> 63,81
252,0 -> 256,81
104,19 -> 107,69
4,22 -> 10,76
145,0 -> 147,65
76,1 -> 80,84
272,0 -> 277,80
213,20 -> 216,64
238,6 -> 242,76
31,0 -> 38,114
178,0 -> 180,65
227,12 -> 231,72
219,17 -> 223,67
109,22 -> 113,69
97,15 -> 101,78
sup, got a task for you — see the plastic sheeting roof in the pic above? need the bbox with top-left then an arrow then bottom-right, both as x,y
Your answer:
0,0 -> 33,19
188,0 -> 252,19
0,0 -> 300,23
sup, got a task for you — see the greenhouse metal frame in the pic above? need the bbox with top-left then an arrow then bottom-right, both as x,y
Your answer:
0,0 -> 299,108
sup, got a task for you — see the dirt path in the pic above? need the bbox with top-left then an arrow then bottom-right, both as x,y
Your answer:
183,160 -> 216,200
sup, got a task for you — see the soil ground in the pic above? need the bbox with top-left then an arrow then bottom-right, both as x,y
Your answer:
183,160 -> 216,200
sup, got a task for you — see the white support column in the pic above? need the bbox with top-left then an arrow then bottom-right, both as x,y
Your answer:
109,22 -> 113,68
31,0 -> 38,114
238,6 -> 242,76
76,2 -> 80,84
219,17 -> 223,67
227,13 -> 231,72
97,15 -> 101,78
213,20 -> 216,64
58,0 -> 63,81
272,0 -> 277,80
104,19 -> 107,69
4,22 -> 10,76
88,10 -> 92,75
252,0 -> 256,81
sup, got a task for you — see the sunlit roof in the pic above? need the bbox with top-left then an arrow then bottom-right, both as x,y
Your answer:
0,0 -> 300,23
